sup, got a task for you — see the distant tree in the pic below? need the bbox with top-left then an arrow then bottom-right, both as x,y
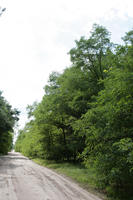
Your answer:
0,91 -> 19,154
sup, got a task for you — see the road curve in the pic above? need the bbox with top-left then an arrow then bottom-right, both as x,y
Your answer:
0,152 -> 102,200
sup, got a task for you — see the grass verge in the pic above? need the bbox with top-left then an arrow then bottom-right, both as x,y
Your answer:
32,158 -> 106,199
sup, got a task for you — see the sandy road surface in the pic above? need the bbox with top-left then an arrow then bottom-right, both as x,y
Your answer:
0,152 -> 102,200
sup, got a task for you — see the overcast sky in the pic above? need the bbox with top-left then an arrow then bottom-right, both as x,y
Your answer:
0,0 -> 133,129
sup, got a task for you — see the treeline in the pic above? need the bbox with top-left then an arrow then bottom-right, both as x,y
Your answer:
0,91 -> 19,154
15,24 -> 133,199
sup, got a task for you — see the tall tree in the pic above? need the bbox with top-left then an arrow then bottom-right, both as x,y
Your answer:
77,31 -> 133,198
69,24 -> 113,82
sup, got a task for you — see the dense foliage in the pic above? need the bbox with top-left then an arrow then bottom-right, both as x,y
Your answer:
15,24 -> 133,199
0,91 -> 19,154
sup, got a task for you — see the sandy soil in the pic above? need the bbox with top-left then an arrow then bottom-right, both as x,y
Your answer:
0,152 -> 102,200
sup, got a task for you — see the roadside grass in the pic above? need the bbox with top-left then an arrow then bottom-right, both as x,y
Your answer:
32,158 -> 106,199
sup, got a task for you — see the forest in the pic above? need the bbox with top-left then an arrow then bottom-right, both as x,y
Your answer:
14,24 -> 133,200
0,91 -> 19,154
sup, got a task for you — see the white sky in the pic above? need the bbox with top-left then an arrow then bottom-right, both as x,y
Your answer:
0,0 -> 133,129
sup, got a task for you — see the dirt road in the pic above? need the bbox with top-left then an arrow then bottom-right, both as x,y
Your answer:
0,152 -> 102,200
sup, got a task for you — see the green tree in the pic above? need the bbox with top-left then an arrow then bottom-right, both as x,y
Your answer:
0,91 -> 19,154
69,24 -> 113,82
79,64 -> 133,199
34,71 -> 86,161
